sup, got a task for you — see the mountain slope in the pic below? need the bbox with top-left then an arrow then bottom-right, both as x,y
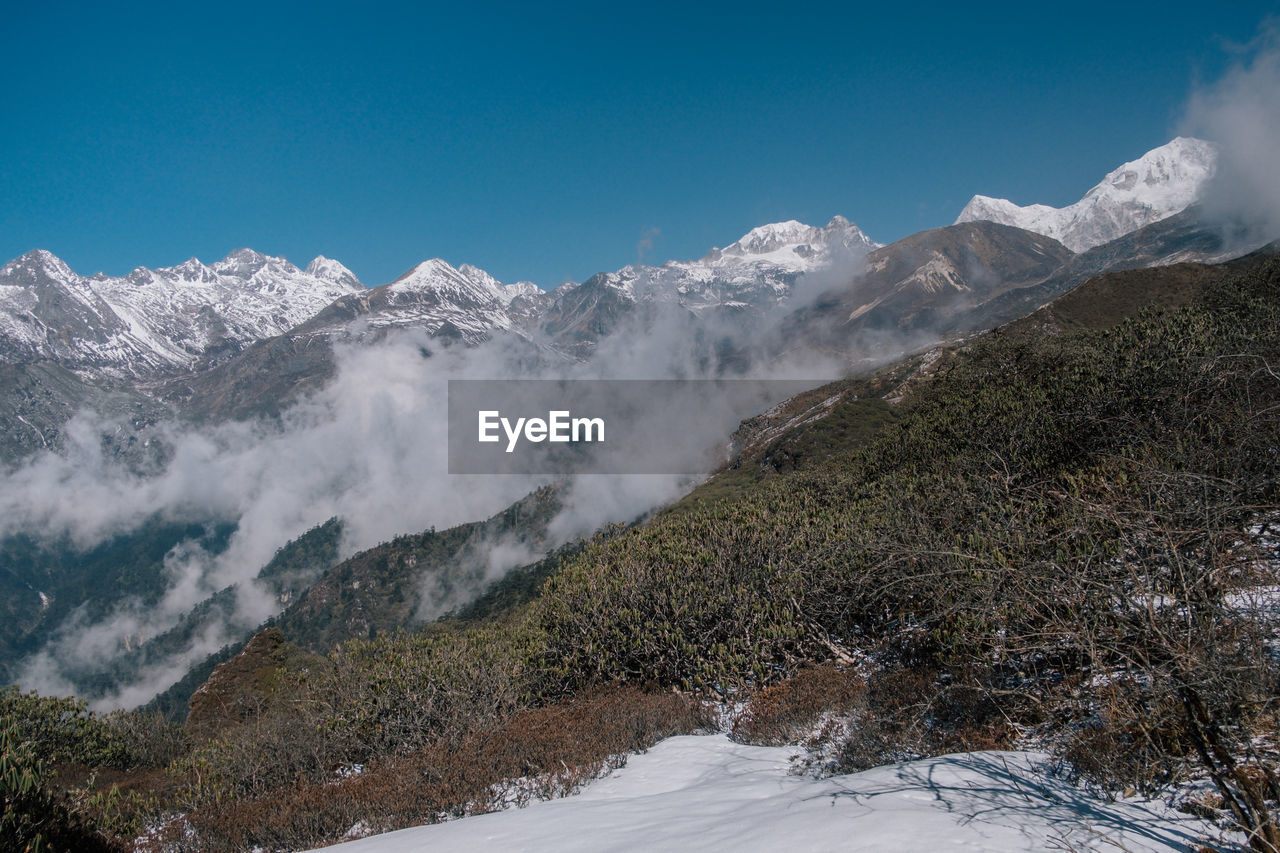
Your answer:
836,221 -> 1073,334
272,486 -> 561,655
146,251 -> 1280,852
951,205 -> 1263,334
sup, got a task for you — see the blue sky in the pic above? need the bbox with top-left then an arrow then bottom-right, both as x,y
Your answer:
1,2 -> 1275,288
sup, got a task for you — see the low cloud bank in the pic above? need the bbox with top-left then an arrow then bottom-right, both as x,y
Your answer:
1183,20 -> 1280,248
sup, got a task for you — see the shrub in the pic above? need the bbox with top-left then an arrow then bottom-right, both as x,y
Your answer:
0,686 -> 178,771
176,686 -> 711,852
173,621 -> 546,808
535,503 -> 814,695
0,725 -> 120,853
732,666 -> 865,746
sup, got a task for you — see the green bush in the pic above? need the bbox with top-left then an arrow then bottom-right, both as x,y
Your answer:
0,686 -> 185,771
174,621 -> 546,807
0,725 -> 118,853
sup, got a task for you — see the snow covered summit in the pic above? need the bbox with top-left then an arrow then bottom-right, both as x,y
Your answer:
955,137 -> 1217,252
574,216 -> 880,311
0,248 -> 365,377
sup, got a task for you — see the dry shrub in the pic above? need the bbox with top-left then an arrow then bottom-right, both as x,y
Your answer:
172,685 -> 711,852
1058,683 -> 1193,796
173,699 -> 347,811
830,667 -> 1019,772
732,666 -> 866,746
731,665 -> 1018,774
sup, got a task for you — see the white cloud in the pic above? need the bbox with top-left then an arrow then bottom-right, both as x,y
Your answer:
1182,20 -> 1280,248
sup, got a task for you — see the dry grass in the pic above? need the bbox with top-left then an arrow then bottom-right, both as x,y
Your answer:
732,666 -> 866,746
161,685 -> 711,852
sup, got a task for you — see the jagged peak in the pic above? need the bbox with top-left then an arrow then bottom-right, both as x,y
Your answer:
954,137 -> 1218,252
458,262 -> 501,289
503,280 -> 543,301
2,249 -> 78,283
225,247 -> 268,262
718,216 -> 877,258
729,220 -> 819,254
22,248 -> 66,264
167,256 -> 215,279
394,257 -> 458,282
388,258 -> 476,294
210,248 -> 304,284
306,255 -> 363,290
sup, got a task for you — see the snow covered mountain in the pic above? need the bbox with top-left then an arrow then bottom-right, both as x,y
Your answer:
529,216 -> 879,358
295,258 -> 548,345
0,248 -> 363,377
955,137 -> 1217,252
288,216 -> 878,357
575,216 -> 878,309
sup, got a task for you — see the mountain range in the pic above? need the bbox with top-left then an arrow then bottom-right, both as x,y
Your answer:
0,137 -> 1246,465
1,135 -> 1271,713
0,249 -> 363,377
0,138 -> 1221,374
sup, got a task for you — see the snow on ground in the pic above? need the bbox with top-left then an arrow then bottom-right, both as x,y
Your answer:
315,735 -> 1230,852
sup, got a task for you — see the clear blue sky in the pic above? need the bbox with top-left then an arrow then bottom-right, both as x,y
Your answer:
1,1 -> 1274,288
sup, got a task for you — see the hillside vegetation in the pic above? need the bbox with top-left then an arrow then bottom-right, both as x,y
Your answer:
4,255 -> 1280,851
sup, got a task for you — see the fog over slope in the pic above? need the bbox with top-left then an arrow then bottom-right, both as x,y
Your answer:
4,248 -> 869,708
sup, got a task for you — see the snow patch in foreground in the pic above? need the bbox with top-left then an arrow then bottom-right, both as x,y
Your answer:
316,735 -> 1229,852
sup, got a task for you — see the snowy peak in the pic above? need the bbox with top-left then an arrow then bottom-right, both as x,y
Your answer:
2,249 -> 78,286
956,137 -> 1218,252
501,280 -> 544,303
822,214 -> 882,253
311,258 -> 522,342
457,263 -> 507,300
306,255 -> 362,291
211,247 -> 279,279
1092,137 -> 1214,195
719,216 -> 878,261
385,258 -> 540,310
389,259 -> 485,299
727,220 -> 820,256
163,258 -> 219,284
0,248 -> 365,377
456,264 -> 544,305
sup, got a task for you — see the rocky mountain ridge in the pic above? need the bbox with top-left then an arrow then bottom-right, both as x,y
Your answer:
0,248 -> 363,378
